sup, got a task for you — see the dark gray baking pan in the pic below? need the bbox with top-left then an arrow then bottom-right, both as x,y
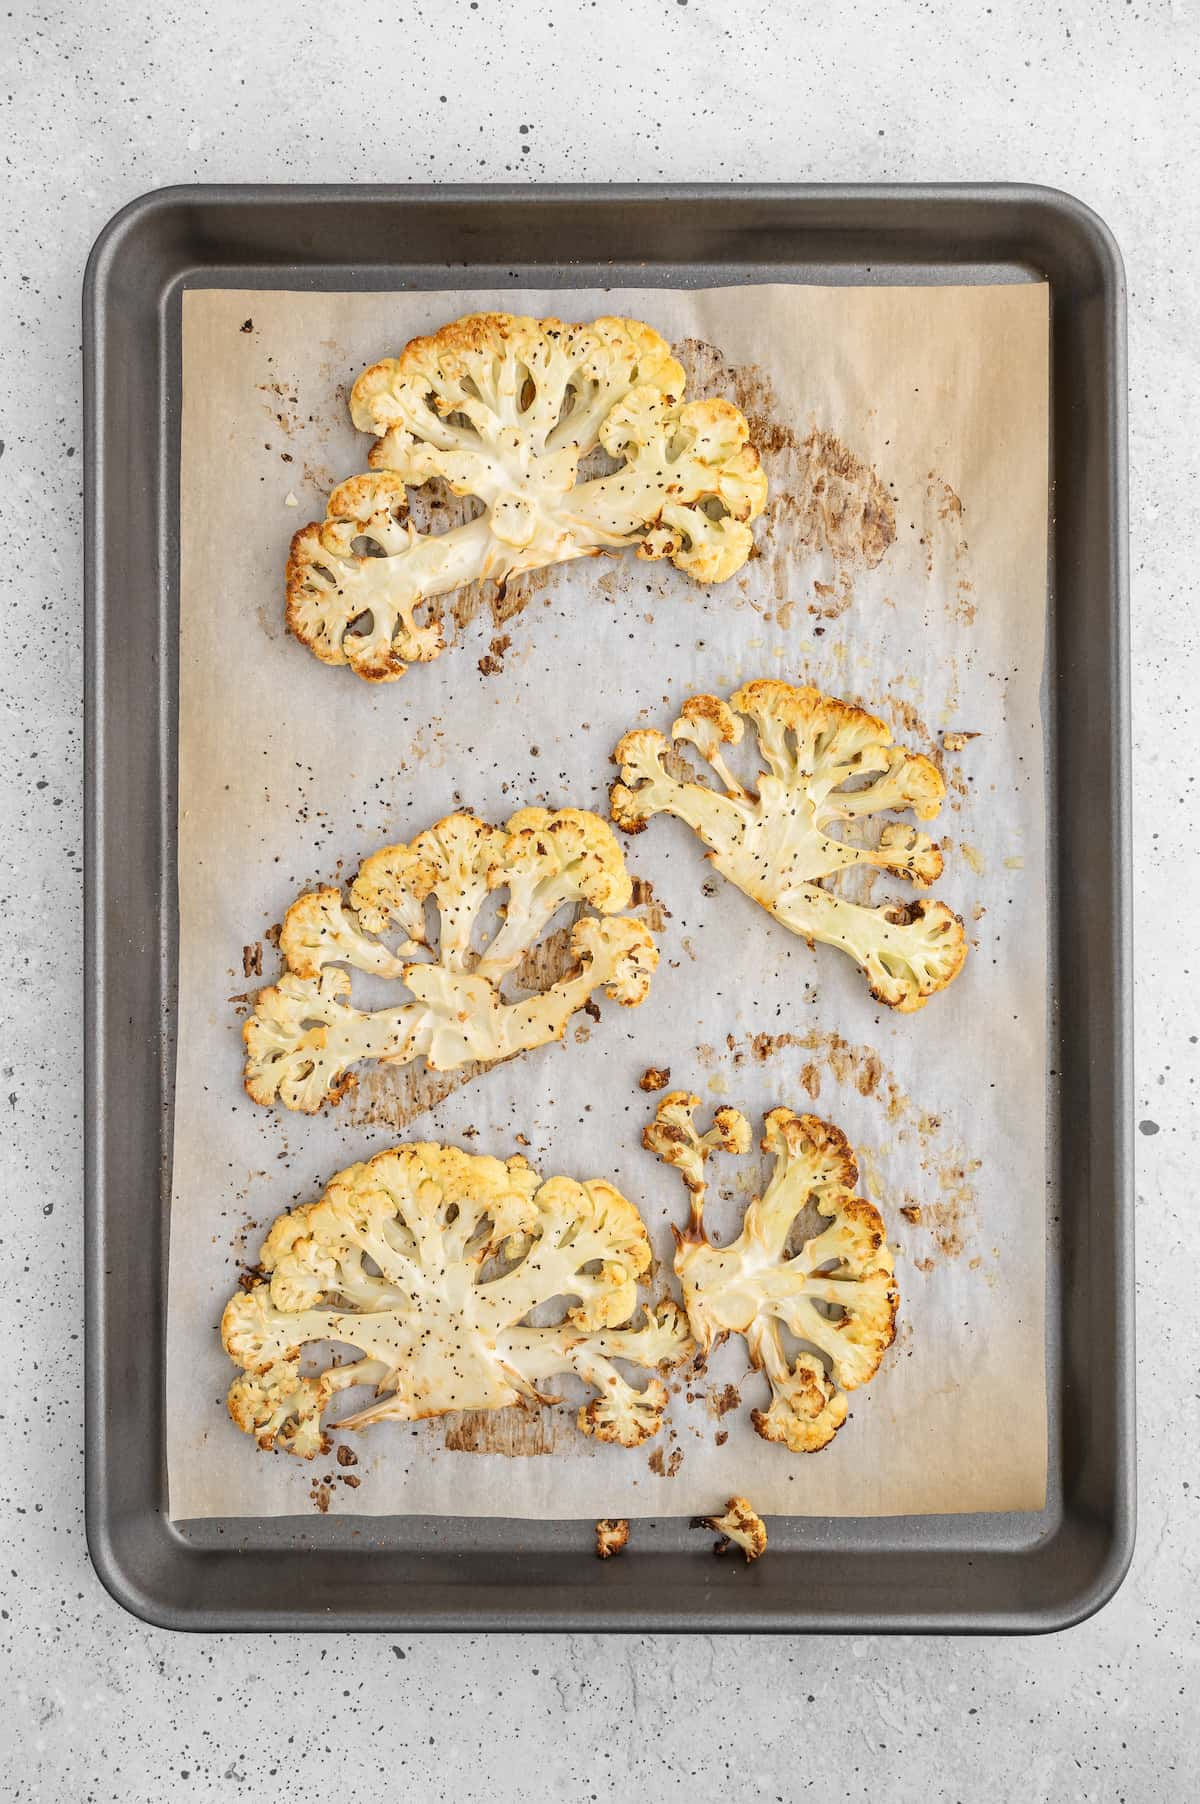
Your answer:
83,183 -> 1132,1633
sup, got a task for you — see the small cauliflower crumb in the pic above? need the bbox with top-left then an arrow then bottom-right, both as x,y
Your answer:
596,1518 -> 631,1559
639,1066 -> 671,1093
693,1496 -> 767,1561
942,730 -> 981,752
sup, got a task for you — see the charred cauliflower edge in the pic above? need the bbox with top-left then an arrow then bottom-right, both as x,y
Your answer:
692,1496 -> 768,1561
645,1092 -> 899,1454
595,1518 -> 631,1559
222,1140 -> 694,1458
286,312 -> 768,681
611,679 -> 968,1012
243,806 -> 658,1114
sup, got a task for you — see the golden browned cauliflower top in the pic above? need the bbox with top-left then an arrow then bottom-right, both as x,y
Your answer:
222,1139 -> 693,1460
243,807 -> 658,1114
646,1091 -> 898,1455
286,312 -> 767,681
612,679 -> 967,1012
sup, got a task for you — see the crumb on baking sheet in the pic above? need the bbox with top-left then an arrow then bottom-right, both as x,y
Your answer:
692,1496 -> 767,1561
596,1518 -> 630,1559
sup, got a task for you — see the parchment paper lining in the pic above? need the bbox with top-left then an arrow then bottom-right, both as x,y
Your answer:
167,282 -> 1049,1520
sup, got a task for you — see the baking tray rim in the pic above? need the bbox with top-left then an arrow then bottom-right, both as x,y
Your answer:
83,179 -> 1133,1634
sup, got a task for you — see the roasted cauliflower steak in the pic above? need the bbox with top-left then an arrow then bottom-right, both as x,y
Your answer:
646,1092 -> 898,1453
244,807 -> 658,1113
287,313 -> 768,680
612,680 -> 967,1011
222,1140 -> 693,1457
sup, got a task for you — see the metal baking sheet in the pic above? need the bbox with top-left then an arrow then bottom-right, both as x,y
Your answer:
83,183 -> 1133,1633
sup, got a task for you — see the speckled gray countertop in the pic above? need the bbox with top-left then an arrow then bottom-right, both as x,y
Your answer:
3,2 -> 1194,1798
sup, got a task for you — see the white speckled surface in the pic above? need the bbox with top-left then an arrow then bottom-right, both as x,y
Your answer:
2,1 -> 1194,1796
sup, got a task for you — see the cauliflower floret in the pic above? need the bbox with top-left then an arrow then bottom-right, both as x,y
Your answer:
595,388 -> 765,582
693,1496 -> 768,1561
286,313 -> 768,681
348,842 -> 435,947
285,473 -> 450,681
475,807 -> 633,981
646,1094 -> 899,1454
279,887 -> 409,980
596,1518 -> 630,1559
579,1375 -> 671,1448
243,808 -> 659,1113
221,1141 -> 693,1456
643,1088 -> 753,1227
612,679 -> 967,1011
226,1365 -> 332,1460
242,969 -> 412,1114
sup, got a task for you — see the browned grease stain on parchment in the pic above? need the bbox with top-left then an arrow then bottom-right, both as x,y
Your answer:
779,430 -> 896,567
631,875 -> 672,933
348,1061 -> 488,1133
722,1028 -> 980,1266
255,601 -> 282,643
674,338 -> 897,615
443,1405 -> 559,1456
347,922 -> 582,1131
706,1382 -> 741,1421
922,472 -> 976,624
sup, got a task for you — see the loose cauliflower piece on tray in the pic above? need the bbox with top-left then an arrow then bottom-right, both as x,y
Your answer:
693,1496 -> 768,1561
645,1093 -> 898,1453
286,313 -> 768,681
244,808 -> 658,1114
612,679 -> 967,1011
595,1518 -> 631,1559
222,1141 -> 693,1456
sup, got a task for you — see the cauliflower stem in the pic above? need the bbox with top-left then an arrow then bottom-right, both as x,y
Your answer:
646,1092 -> 898,1454
612,680 -> 967,1012
222,1141 -> 693,1456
